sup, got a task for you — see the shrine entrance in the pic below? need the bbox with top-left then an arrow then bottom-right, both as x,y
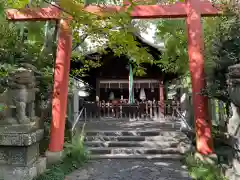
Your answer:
6,0 -> 221,155
84,79 -> 165,120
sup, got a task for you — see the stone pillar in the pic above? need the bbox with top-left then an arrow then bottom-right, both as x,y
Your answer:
96,78 -> 100,100
48,19 -> 72,154
159,80 -> 164,115
0,68 -> 46,180
186,0 -> 213,155
73,79 -> 79,121
180,87 -> 191,125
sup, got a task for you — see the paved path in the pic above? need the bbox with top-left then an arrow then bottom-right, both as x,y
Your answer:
65,159 -> 192,180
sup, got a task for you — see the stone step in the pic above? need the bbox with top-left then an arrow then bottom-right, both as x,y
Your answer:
85,135 -> 176,142
81,119 -> 180,123
83,126 -> 181,132
85,130 -> 182,137
85,136 -> 183,143
85,141 -> 179,148
84,126 -> 181,131
89,154 -> 183,160
87,118 -> 173,122
78,120 -> 181,131
87,147 -> 182,155
89,116 -> 179,121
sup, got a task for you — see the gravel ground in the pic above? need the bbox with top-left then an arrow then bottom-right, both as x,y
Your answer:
65,159 -> 192,180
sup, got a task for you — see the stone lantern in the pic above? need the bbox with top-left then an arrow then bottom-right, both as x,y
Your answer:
226,63 -> 240,180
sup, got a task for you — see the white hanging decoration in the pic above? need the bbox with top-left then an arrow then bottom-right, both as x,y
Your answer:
139,88 -> 146,100
105,84 -> 107,92
121,95 -> 123,100
120,83 -> 123,92
109,91 -> 115,100
136,83 -> 139,92
151,84 -> 154,92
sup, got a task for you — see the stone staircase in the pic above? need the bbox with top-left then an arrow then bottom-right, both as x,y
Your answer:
79,118 -> 192,159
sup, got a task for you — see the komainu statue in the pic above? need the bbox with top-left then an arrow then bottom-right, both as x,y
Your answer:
0,67 -> 39,124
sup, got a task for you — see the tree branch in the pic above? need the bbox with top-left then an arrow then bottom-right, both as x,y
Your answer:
72,33 -> 89,51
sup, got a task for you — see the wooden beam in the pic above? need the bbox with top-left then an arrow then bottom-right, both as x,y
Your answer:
85,2 -> 221,18
5,2 -> 221,21
6,6 -> 60,21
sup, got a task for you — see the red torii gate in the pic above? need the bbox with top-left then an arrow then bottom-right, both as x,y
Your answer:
6,0 -> 221,156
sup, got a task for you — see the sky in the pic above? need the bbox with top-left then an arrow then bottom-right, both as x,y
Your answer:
137,20 -> 165,49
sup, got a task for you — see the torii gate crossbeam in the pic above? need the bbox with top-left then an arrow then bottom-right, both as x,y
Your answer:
6,0 -> 221,156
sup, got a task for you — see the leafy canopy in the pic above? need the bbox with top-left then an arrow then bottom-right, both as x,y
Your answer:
1,0 -> 159,77
155,19 -> 187,75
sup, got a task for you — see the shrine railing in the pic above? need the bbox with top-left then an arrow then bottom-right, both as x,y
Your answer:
80,100 -> 179,121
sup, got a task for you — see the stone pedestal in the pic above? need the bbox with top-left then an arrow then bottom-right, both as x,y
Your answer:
226,160 -> 240,180
0,121 -> 46,180
225,136 -> 240,180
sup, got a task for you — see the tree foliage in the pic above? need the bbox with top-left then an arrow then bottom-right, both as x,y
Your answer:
155,4 -> 240,103
155,19 -> 188,75
0,1 -> 57,96
60,0 -> 155,76
3,0 -> 238,104
155,17 -> 222,75
0,0 -> 158,82
0,0 -> 161,97
205,12 -> 240,102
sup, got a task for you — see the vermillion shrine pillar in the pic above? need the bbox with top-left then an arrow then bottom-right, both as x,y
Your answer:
186,0 -> 213,154
49,19 -> 72,152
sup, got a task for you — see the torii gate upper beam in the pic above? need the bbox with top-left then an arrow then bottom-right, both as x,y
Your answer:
6,1 -> 220,20
5,0 -> 221,156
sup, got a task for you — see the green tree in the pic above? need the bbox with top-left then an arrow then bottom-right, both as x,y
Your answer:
154,4 -> 240,104
155,18 -> 221,75
205,13 -> 240,102
155,19 -> 188,75
1,0 -> 158,78
0,0 -> 161,94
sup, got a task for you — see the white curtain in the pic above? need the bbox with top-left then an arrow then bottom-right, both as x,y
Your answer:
139,88 -> 146,100
109,91 -> 115,100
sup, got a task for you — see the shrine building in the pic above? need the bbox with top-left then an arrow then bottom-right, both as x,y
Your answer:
70,33 -> 179,119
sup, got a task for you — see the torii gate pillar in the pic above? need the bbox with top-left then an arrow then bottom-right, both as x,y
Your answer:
186,0 -> 213,154
48,19 -> 72,153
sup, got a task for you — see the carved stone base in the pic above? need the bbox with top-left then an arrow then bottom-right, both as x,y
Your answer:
226,167 -> 240,180
0,117 -> 40,131
0,127 -> 46,180
0,129 -> 43,146
0,157 -> 46,180
194,152 -> 218,165
45,150 -> 64,165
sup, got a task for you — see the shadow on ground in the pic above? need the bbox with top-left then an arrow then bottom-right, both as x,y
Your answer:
65,159 -> 191,180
